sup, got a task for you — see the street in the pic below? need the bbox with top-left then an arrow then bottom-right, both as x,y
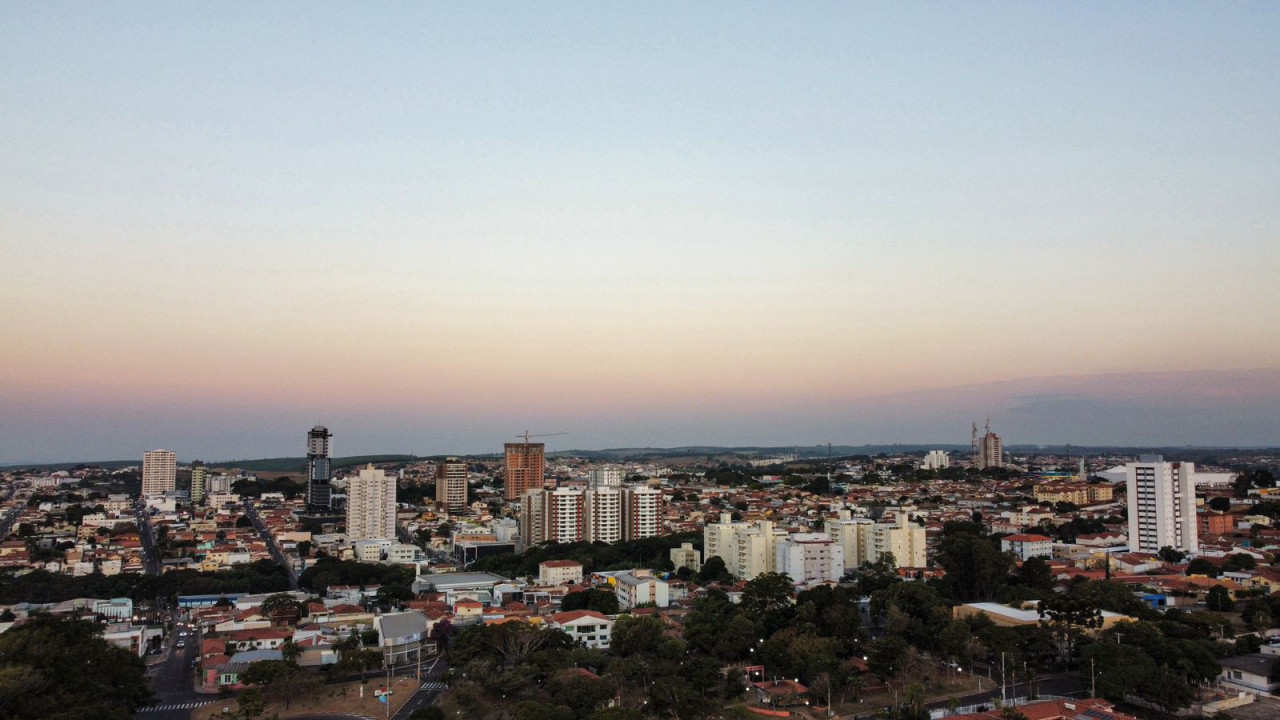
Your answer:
244,499 -> 300,590
136,624 -> 209,720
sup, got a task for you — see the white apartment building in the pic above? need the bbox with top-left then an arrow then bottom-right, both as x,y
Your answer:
624,486 -> 662,540
584,487 -> 624,543
824,510 -> 876,567
539,559 -> 584,586
588,467 -> 624,488
1126,456 -> 1198,554
522,487 -> 662,546
615,569 -> 669,608
872,513 -> 927,568
435,459 -> 468,512
141,450 -> 177,497
670,542 -> 702,572
776,533 -> 844,587
921,450 -> 951,470
1001,534 -> 1054,561
346,464 -> 397,543
702,514 -> 788,580
207,475 -> 237,495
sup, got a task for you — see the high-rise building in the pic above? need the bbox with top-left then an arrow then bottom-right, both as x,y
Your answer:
190,462 -> 207,505
588,467 -> 624,489
824,509 -> 877,567
871,513 -> 928,568
776,533 -> 845,587
346,464 -> 396,542
977,431 -> 1003,469
435,459 -> 468,513
584,486 -> 623,543
624,486 -> 662,540
504,442 -> 545,501
702,514 -> 789,581
142,450 -> 177,497
522,486 -> 663,546
1126,455 -> 1198,554
921,450 -> 950,470
307,426 -> 333,510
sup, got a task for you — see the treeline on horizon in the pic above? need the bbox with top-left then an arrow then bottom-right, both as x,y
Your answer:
8,444 -> 1280,472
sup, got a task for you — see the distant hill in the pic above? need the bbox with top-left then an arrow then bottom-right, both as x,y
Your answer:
210,455 -> 421,473
5,444 -> 1275,472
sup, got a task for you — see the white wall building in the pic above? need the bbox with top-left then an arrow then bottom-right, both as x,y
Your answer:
142,450 -> 177,497
703,514 -> 788,580
615,569 -> 669,608
1001,534 -> 1054,561
776,533 -> 844,586
824,510 -> 876,567
921,450 -> 951,470
347,464 -> 397,543
872,513 -> 927,569
588,467 -> 624,488
548,610 -> 613,649
1126,456 -> 1198,554
435,459 -> 468,512
523,487 -> 662,546
538,559 -> 584,586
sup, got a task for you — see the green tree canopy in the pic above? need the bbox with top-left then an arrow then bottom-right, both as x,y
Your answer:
0,615 -> 151,720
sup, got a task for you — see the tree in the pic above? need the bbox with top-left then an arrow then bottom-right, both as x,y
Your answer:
937,530 -> 1013,603
561,588 -> 619,615
1206,585 -> 1234,613
260,592 -> 302,624
236,687 -> 266,719
1187,558 -> 1221,578
695,556 -> 732,584
740,572 -> 795,635
1208,497 -> 1232,512
1158,546 -> 1186,564
1223,553 -> 1257,572
610,615 -> 667,657
1014,557 -> 1054,593
240,661 -> 321,710
0,615 -> 151,719
867,635 -> 908,684
1038,594 -> 1102,666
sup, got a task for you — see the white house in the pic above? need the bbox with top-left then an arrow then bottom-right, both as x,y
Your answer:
1218,654 -> 1280,693
1001,534 -> 1054,561
538,559 -> 584,586
615,570 -> 669,609
547,610 -> 613,650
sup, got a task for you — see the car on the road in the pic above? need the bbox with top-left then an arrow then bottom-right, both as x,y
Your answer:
148,648 -> 162,655
175,641 -> 186,648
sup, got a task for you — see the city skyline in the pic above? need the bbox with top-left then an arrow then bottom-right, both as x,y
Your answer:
3,5 -> 1278,463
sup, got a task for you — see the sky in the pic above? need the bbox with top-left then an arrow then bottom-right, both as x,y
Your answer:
2,4 -> 1278,463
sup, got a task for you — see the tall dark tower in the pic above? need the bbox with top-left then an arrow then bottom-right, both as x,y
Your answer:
307,426 -> 333,510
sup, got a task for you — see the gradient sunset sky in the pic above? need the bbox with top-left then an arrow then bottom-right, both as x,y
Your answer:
2,4 -> 1278,463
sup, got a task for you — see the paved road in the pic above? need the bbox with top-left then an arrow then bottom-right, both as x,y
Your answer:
136,625 -> 204,720
136,501 -> 161,575
391,656 -> 448,720
245,499 -> 300,590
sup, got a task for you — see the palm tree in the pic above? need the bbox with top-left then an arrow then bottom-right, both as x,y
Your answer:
281,639 -> 300,664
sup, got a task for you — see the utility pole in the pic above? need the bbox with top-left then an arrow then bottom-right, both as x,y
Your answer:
1091,658 -> 1096,698
1001,652 -> 1007,705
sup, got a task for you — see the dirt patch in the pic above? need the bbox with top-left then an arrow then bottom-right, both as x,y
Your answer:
194,675 -> 423,720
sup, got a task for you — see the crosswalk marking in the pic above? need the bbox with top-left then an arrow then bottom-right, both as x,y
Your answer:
421,682 -> 447,690
139,700 -> 217,712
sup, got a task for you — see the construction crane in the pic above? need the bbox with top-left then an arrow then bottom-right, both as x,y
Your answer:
515,431 -> 567,444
